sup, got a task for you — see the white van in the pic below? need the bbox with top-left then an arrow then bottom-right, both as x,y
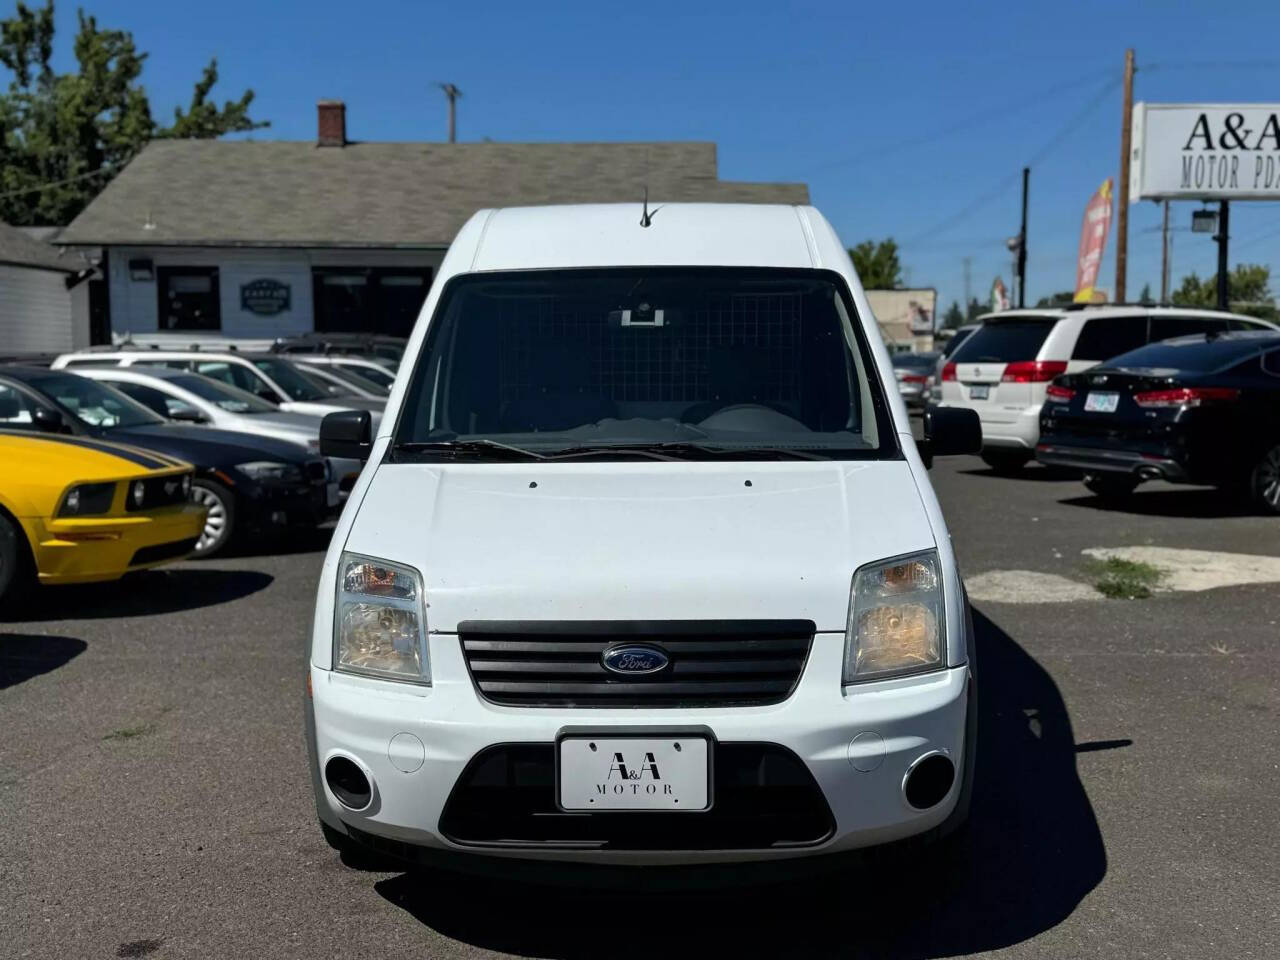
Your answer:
306,203 -> 982,873
938,305 -> 1276,472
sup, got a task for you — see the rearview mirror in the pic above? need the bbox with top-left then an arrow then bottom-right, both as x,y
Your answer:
32,406 -> 66,433
919,405 -> 982,468
320,409 -> 372,461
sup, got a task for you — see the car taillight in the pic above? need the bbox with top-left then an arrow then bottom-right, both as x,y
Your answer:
1045,384 -> 1075,403
941,362 -> 957,382
1001,360 -> 1068,383
1132,387 -> 1240,408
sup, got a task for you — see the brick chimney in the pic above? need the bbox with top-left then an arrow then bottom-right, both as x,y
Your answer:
317,100 -> 346,147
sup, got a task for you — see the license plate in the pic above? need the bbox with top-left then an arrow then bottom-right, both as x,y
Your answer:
557,735 -> 711,811
1084,392 -> 1119,413
969,384 -> 990,400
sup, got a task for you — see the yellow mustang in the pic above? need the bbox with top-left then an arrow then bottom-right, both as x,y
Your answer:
0,430 -> 207,602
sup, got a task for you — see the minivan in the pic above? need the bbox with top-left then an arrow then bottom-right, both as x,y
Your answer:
939,306 -> 1276,472
306,203 -> 982,875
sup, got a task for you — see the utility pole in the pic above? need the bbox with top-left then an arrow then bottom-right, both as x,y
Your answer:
1115,48 -> 1136,303
1017,166 -> 1029,308
962,257 -> 972,309
440,83 -> 462,143
1159,199 -> 1171,303
1215,200 -> 1230,310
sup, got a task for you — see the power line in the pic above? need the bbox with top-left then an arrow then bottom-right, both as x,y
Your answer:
904,77 -> 1121,247
0,167 -> 115,201
804,70 -> 1111,175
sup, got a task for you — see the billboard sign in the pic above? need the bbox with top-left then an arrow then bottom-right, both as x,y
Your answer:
1131,102 -> 1280,201
1074,178 -> 1113,303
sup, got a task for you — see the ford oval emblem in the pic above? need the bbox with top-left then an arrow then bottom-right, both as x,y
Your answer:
602,644 -> 670,676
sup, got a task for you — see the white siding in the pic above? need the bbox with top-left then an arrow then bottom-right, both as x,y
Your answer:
108,246 -> 443,338
0,264 -> 74,352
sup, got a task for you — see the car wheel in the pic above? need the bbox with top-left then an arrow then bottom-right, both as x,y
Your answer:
1083,473 -> 1140,499
980,449 -> 1032,473
190,479 -> 236,556
1250,443 -> 1280,515
0,512 -> 26,604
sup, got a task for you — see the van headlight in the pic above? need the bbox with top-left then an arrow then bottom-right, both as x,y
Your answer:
334,553 -> 429,684
844,550 -> 944,684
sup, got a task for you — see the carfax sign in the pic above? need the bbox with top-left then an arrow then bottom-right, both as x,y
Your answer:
240,278 -> 292,315
1130,103 -> 1280,201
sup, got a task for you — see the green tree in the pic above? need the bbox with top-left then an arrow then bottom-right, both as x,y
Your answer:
1137,283 -> 1154,305
849,238 -> 902,289
941,300 -> 965,329
1171,265 -> 1276,320
965,297 -> 986,322
1035,290 -> 1076,308
0,1 -> 268,225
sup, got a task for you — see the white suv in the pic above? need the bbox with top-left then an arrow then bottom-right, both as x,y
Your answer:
938,306 -> 1276,471
306,203 -> 984,875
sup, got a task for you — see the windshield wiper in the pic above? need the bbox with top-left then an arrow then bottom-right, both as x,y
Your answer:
543,442 -> 830,461
393,439 -> 548,461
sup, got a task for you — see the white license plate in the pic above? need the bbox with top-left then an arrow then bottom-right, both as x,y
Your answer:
558,735 -> 710,811
969,384 -> 990,400
1084,392 -> 1119,413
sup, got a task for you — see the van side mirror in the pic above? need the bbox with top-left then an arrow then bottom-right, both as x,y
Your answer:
320,409 -> 372,461
32,406 -> 67,433
919,405 -> 982,468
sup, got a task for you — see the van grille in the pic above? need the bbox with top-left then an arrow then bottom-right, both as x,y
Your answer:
458,620 -> 815,708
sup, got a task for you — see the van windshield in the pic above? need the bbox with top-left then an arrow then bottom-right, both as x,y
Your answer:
393,268 -> 896,461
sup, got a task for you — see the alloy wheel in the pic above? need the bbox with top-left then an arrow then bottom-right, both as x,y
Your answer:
1259,446 -> 1280,510
190,485 -> 229,552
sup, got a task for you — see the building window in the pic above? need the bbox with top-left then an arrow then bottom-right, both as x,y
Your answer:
157,267 -> 220,330
312,267 -> 431,337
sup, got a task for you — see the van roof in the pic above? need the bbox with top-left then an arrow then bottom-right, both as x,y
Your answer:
976,305 -> 1269,325
463,203 -> 822,272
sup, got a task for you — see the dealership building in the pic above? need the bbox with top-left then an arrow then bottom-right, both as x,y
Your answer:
57,102 -> 809,343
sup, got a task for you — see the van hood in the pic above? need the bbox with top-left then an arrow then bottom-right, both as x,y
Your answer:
344,460 -> 936,632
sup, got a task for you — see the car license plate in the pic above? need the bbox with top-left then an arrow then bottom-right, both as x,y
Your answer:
969,384 -> 990,400
1084,392 -> 1119,413
558,735 -> 710,811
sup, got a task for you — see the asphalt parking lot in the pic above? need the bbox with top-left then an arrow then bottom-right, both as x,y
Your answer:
4,456 -> 1279,959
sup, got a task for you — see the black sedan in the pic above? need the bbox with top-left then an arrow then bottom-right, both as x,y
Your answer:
0,366 -> 334,554
1036,331 -> 1280,513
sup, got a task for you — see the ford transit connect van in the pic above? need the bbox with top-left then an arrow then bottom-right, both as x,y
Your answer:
306,203 -> 981,872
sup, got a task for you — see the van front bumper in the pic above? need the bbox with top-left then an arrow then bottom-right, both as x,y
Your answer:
308,633 -> 970,865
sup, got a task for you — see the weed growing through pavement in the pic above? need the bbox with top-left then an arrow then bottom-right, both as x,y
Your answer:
1085,557 -> 1165,599
103,723 -> 156,741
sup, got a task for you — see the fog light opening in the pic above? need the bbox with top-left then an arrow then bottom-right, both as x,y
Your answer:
903,752 -> 955,810
325,755 -> 373,811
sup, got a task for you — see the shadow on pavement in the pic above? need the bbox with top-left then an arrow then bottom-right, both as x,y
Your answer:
959,465 -> 1082,482
1060,487 -> 1256,519
211,524 -> 335,560
0,568 -> 273,623
0,633 -> 86,689
373,607 -> 1107,958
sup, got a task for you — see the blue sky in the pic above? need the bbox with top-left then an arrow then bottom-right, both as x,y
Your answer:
45,0 -> 1280,313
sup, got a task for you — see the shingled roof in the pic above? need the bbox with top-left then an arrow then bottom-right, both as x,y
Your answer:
0,220 -> 78,272
59,140 -> 809,249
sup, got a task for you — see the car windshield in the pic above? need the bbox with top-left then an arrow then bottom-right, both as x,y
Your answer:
340,363 -> 394,388
315,364 -> 388,395
891,354 -> 937,371
170,374 -> 279,413
394,268 -> 895,461
29,371 -> 164,429
250,358 -> 327,401
1103,334 -> 1280,373
951,318 -> 1055,363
